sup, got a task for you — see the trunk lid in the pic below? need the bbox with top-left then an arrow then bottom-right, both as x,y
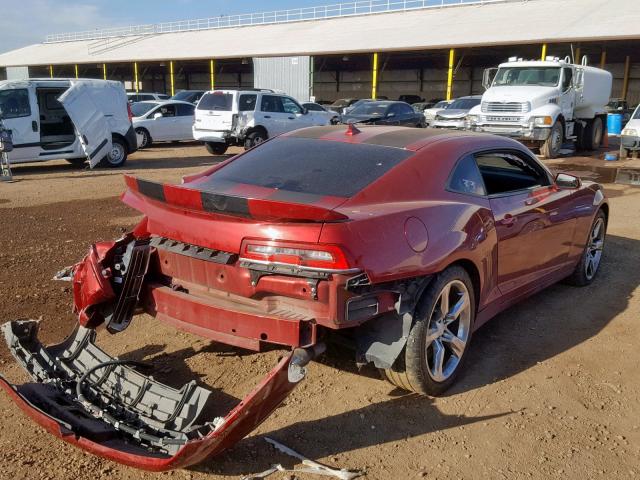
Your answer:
121,175 -> 347,254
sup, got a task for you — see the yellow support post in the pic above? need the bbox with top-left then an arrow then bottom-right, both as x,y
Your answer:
134,62 -> 139,93
170,61 -> 175,97
600,50 -> 607,69
575,47 -> 581,64
371,53 -> 379,100
74,64 -> 79,79
49,65 -> 53,78
103,63 -> 107,80
540,43 -> 547,61
622,56 -> 631,101
446,48 -> 455,101
210,59 -> 216,90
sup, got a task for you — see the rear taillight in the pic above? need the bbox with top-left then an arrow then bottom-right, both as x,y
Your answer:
127,103 -> 133,122
241,240 -> 351,271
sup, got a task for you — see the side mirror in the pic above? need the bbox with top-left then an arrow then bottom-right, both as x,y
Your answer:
482,68 -> 498,90
153,112 -> 163,120
301,107 -> 309,115
555,173 -> 581,189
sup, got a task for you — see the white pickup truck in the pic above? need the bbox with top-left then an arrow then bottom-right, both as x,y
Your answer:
466,57 -> 612,158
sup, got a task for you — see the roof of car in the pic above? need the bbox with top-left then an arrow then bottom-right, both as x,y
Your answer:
284,125 -> 494,151
136,99 -> 195,105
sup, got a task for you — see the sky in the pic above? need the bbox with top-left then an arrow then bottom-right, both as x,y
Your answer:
0,0 -> 328,53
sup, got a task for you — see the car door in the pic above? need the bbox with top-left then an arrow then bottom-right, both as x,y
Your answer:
151,104 -> 178,141
394,103 -> 420,126
258,95 -> 287,136
1,86 -> 41,163
281,96 -> 317,129
175,103 -> 195,140
475,150 -> 576,297
560,67 -> 575,121
58,81 -> 112,168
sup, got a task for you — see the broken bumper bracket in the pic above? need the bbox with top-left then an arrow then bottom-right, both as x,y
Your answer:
1,320 -> 312,471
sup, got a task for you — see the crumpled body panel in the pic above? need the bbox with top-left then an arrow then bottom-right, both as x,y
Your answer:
1,320 -> 307,471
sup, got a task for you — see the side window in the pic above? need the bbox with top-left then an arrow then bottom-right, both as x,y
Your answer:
475,151 -> 549,195
176,103 -> 195,116
140,94 -> 154,101
159,105 -> 176,117
0,89 -> 31,119
562,68 -> 573,92
394,103 -> 414,115
239,94 -> 257,112
261,95 -> 284,113
448,155 -> 487,196
282,97 -> 303,115
305,103 -> 323,112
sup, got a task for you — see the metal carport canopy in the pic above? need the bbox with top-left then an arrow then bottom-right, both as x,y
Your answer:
0,0 -> 637,67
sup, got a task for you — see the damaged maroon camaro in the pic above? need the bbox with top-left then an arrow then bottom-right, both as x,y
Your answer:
2,126 -> 608,470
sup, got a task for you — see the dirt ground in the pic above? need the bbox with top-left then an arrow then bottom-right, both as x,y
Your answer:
0,142 -> 638,480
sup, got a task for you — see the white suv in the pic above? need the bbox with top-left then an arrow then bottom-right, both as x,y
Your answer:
193,89 -> 331,155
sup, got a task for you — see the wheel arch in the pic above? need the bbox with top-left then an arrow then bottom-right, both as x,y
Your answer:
246,125 -> 269,138
445,258 -> 482,312
112,132 -> 130,153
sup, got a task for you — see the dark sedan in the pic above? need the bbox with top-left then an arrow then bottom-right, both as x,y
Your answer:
341,100 -> 425,127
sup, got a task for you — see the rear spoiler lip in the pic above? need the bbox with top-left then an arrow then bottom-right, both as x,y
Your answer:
123,175 -> 349,223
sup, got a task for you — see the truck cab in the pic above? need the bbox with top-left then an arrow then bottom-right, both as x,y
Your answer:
466,57 -> 612,158
0,78 -> 137,168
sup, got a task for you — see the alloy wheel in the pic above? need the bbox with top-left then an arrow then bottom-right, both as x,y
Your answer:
424,280 -> 472,382
585,217 -> 605,280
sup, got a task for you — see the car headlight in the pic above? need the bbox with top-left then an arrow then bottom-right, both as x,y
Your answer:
622,128 -> 638,136
466,115 -> 479,124
533,116 -> 553,126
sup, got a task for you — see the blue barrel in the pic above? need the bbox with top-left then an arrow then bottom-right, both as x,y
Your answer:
607,113 -> 623,135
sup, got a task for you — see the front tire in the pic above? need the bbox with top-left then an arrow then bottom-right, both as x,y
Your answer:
381,266 -> 475,396
100,137 -> 128,168
566,210 -> 606,286
205,142 -> 228,155
540,121 -> 563,159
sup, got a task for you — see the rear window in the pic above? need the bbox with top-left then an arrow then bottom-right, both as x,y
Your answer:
195,137 -> 412,198
198,92 -> 233,111
131,102 -> 156,117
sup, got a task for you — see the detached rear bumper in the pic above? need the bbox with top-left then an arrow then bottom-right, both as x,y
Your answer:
1,319 -> 313,471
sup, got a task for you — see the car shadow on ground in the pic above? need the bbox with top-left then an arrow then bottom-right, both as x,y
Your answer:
195,233 -> 636,475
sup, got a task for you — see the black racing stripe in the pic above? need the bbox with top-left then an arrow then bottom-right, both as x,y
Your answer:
363,128 -> 454,148
137,179 -> 166,202
201,191 -> 250,217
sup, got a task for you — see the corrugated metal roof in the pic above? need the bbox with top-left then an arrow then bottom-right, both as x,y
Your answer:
0,0 -> 636,67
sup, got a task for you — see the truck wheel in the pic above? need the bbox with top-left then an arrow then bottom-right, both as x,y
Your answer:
540,121 -> 563,159
582,117 -> 603,151
205,142 -> 228,155
100,138 -> 128,168
244,130 -> 267,150
135,128 -> 152,149
380,266 -> 475,396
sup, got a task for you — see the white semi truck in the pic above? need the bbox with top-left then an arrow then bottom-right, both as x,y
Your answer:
466,57 -> 612,158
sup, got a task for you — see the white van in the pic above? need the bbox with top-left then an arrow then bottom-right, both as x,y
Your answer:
0,78 -> 137,168
620,105 -> 640,158
193,89 -> 331,155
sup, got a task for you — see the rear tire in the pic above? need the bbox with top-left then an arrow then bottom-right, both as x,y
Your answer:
135,128 -> 152,149
244,130 -> 267,150
582,117 -> 603,151
540,121 -> 563,159
205,142 -> 228,155
380,266 -> 475,396
99,137 -> 128,168
565,210 -> 606,287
